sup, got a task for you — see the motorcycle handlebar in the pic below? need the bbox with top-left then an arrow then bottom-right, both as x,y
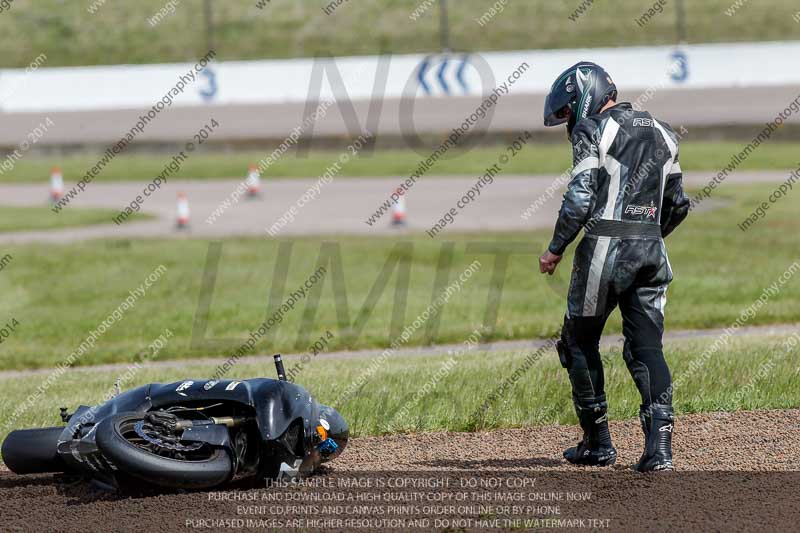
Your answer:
273,354 -> 287,381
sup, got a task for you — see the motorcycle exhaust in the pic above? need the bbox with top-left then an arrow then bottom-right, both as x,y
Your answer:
274,354 -> 287,381
174,416 -> 249,430
208,416 -> 248,428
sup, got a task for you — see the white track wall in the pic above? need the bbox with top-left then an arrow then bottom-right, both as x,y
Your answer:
0,41 -> 797,113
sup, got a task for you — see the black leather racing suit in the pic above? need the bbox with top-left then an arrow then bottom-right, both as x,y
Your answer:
549,102 -> 689,413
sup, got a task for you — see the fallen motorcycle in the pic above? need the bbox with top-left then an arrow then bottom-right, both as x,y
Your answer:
1,355 -> 347,490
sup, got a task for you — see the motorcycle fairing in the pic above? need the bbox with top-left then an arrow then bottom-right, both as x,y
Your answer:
146,378 -> 318,446
55,378 -> 322,478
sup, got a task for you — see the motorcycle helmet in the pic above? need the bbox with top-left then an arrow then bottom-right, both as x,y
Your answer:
543,62 -> 617,137
316,405 -> 348,462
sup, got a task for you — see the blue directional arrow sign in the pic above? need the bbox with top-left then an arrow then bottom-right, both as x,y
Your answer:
455,55 -> 471,93
436,57 -> 450,95
417,56 -> 432,95
416,55 -> 472,96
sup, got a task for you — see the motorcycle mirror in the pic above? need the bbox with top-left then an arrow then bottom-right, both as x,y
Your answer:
273,354 -> 286,381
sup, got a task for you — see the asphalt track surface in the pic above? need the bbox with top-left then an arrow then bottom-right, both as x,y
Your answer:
3,86 -> 799,145
1,409 -> 798,532
0,170 -> 783,244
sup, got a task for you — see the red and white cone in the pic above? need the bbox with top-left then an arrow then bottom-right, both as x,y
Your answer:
245,164 -> 261,198
176,192 -> 190,229
391,189 -> 406,226
49,166 -> 64,202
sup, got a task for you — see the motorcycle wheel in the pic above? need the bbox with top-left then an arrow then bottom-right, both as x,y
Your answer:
95,412 -> 233,489
1,427 -> 67,474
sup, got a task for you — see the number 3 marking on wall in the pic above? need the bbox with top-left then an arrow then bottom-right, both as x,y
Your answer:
669,50 -> 688,83
199,68 -> 218,101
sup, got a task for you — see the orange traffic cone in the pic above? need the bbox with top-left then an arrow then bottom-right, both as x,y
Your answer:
245,164 -> 261,198
49,166 -> 64,202
176,192 -> 190,229
391,189 -> 406,226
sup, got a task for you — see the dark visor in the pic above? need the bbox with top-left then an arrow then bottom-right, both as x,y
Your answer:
543,88 -> 572,127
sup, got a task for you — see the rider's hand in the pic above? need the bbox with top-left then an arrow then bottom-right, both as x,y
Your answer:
539,250 -> 562,275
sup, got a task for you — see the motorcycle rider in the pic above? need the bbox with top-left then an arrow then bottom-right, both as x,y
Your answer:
539,62 -> 689,471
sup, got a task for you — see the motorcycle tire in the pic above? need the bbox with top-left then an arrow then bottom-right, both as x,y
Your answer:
2,427 -> 67,474
95,412 -> 233,489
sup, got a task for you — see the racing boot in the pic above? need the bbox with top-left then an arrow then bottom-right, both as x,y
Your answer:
635,404 -> 674,472
634,404 -> 651,468
563,398 -> 617,466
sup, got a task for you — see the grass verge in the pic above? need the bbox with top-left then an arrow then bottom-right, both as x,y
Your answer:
2,142 -> 798,184
0,0 -> 796,67
0,333 -> 797,455
0,205 -> 150,232
0,183 -> 798,370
